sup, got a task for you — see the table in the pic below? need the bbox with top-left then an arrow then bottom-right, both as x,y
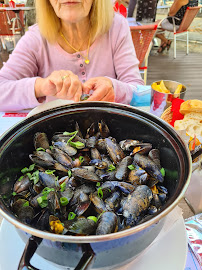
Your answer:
0,104 -> 200,269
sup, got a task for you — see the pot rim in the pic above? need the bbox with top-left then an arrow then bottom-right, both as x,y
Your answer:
0,101 -> 192,243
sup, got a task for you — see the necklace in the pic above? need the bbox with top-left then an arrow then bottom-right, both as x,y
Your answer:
60,31 -> 91,64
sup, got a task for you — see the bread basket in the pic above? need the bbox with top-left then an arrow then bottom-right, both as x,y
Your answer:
161,106 -> 172,124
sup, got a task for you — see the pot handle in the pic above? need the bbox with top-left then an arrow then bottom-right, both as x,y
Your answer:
75,243 -> 95,270
18,236 -> 95,270
18,235 -> 42,270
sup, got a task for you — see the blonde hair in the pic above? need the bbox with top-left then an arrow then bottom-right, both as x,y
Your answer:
35,0 -> 114,43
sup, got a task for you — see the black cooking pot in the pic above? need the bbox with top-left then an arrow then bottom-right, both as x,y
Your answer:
0,102 -> 192,270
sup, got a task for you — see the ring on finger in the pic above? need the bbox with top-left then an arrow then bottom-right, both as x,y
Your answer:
61,74 -> 69,81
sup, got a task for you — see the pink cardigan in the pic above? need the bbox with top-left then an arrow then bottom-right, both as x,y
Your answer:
0,13 -> 144,111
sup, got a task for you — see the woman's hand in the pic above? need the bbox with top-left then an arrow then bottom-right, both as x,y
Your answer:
82,77 -> 115,102
35,70 -> 82,102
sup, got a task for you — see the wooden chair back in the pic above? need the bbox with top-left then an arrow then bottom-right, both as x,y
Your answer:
130,23 -> 158,66
0,4 -> 25,35
177,6 -> 201,33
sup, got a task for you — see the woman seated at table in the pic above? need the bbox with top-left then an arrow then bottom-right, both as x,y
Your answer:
156,0 -> 198,53
0,0 -> 144,112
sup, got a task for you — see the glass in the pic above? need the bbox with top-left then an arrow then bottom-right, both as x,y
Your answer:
150,80 -> 186,117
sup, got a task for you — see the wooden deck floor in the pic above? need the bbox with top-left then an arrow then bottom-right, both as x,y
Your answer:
147,48 -> 202,100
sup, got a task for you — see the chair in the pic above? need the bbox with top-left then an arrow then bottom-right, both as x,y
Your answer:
130,22 -> 158,84
164,6 -> 201,58
0,4 -> 25,52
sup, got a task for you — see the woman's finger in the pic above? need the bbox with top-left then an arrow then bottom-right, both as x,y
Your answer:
100,90 -> 115,102
82,79 -> 96,94
86,87 -> 107,101
74,84 -> 83,102
67,75 -> 80,99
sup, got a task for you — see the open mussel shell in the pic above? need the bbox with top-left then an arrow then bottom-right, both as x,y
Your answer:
98,120 -> 110,138
119,139 -> 140,151
133,153 -> 164,183
90,148 -> 102,160
12,198 -> 35,224
39,171 -> 59,188
34,132 -> 50,150
148,149 -> 161,169
105,137 -> 125,164
115,156 -> 132,181
52,141 -> 77,156
52,147 -> 73,168
72,168 -> 100,183
66,217 -> 97,235
29,152 -> 55,168
13,175 -> 31,194
105,191 -> 121,212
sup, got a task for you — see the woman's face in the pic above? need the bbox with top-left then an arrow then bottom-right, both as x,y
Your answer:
49,0 -> 93,24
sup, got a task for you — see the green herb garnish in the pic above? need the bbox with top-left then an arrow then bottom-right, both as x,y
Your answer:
21,164 -> 35,174
45,170 -> 56,175
37,187 -> 55,208
97,211 -> 105,220
60,182 -> 66,192
160,167 -> 165,177
63,131 -> 78,136
37,196 -> 48,208
23,201 -> 29,207
128,164 -> 136,171
18,176 -> 24,182
107,164 -> 116,171
79,156 -> 84,163
69,141 -> 85,149
12,192 -> 17,196
96,182 -> 101,187
68,212 -> 76,220
68,170 -> 72,178
26,173 -> 32,179
30,170 -> 39,185
42,187 -> 55,195
97,187 -> 103,199
60,197 -> 69,206
36,147 -> 45,151
87,216 -> 98,223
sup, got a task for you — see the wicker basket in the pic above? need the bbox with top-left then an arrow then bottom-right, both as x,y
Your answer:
161,106 -> 173,124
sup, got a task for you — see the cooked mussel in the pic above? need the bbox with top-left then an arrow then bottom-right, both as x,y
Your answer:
133,153 -> 164,183
105,137 -> 125,164
122,185 -> 153,226
96,211 -> 118,235
34,132 -> 50,150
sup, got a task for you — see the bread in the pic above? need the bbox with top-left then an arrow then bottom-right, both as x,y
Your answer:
161,106 -> 173,123
180,100 -> 202,115
186,124 -> 202,138
174,100 -> 202,137
184,112 -> 202,121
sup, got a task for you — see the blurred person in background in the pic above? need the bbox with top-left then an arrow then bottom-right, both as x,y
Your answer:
0,0 -> 144,111
127,0 -> 137,17
156,0 -> 198,53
